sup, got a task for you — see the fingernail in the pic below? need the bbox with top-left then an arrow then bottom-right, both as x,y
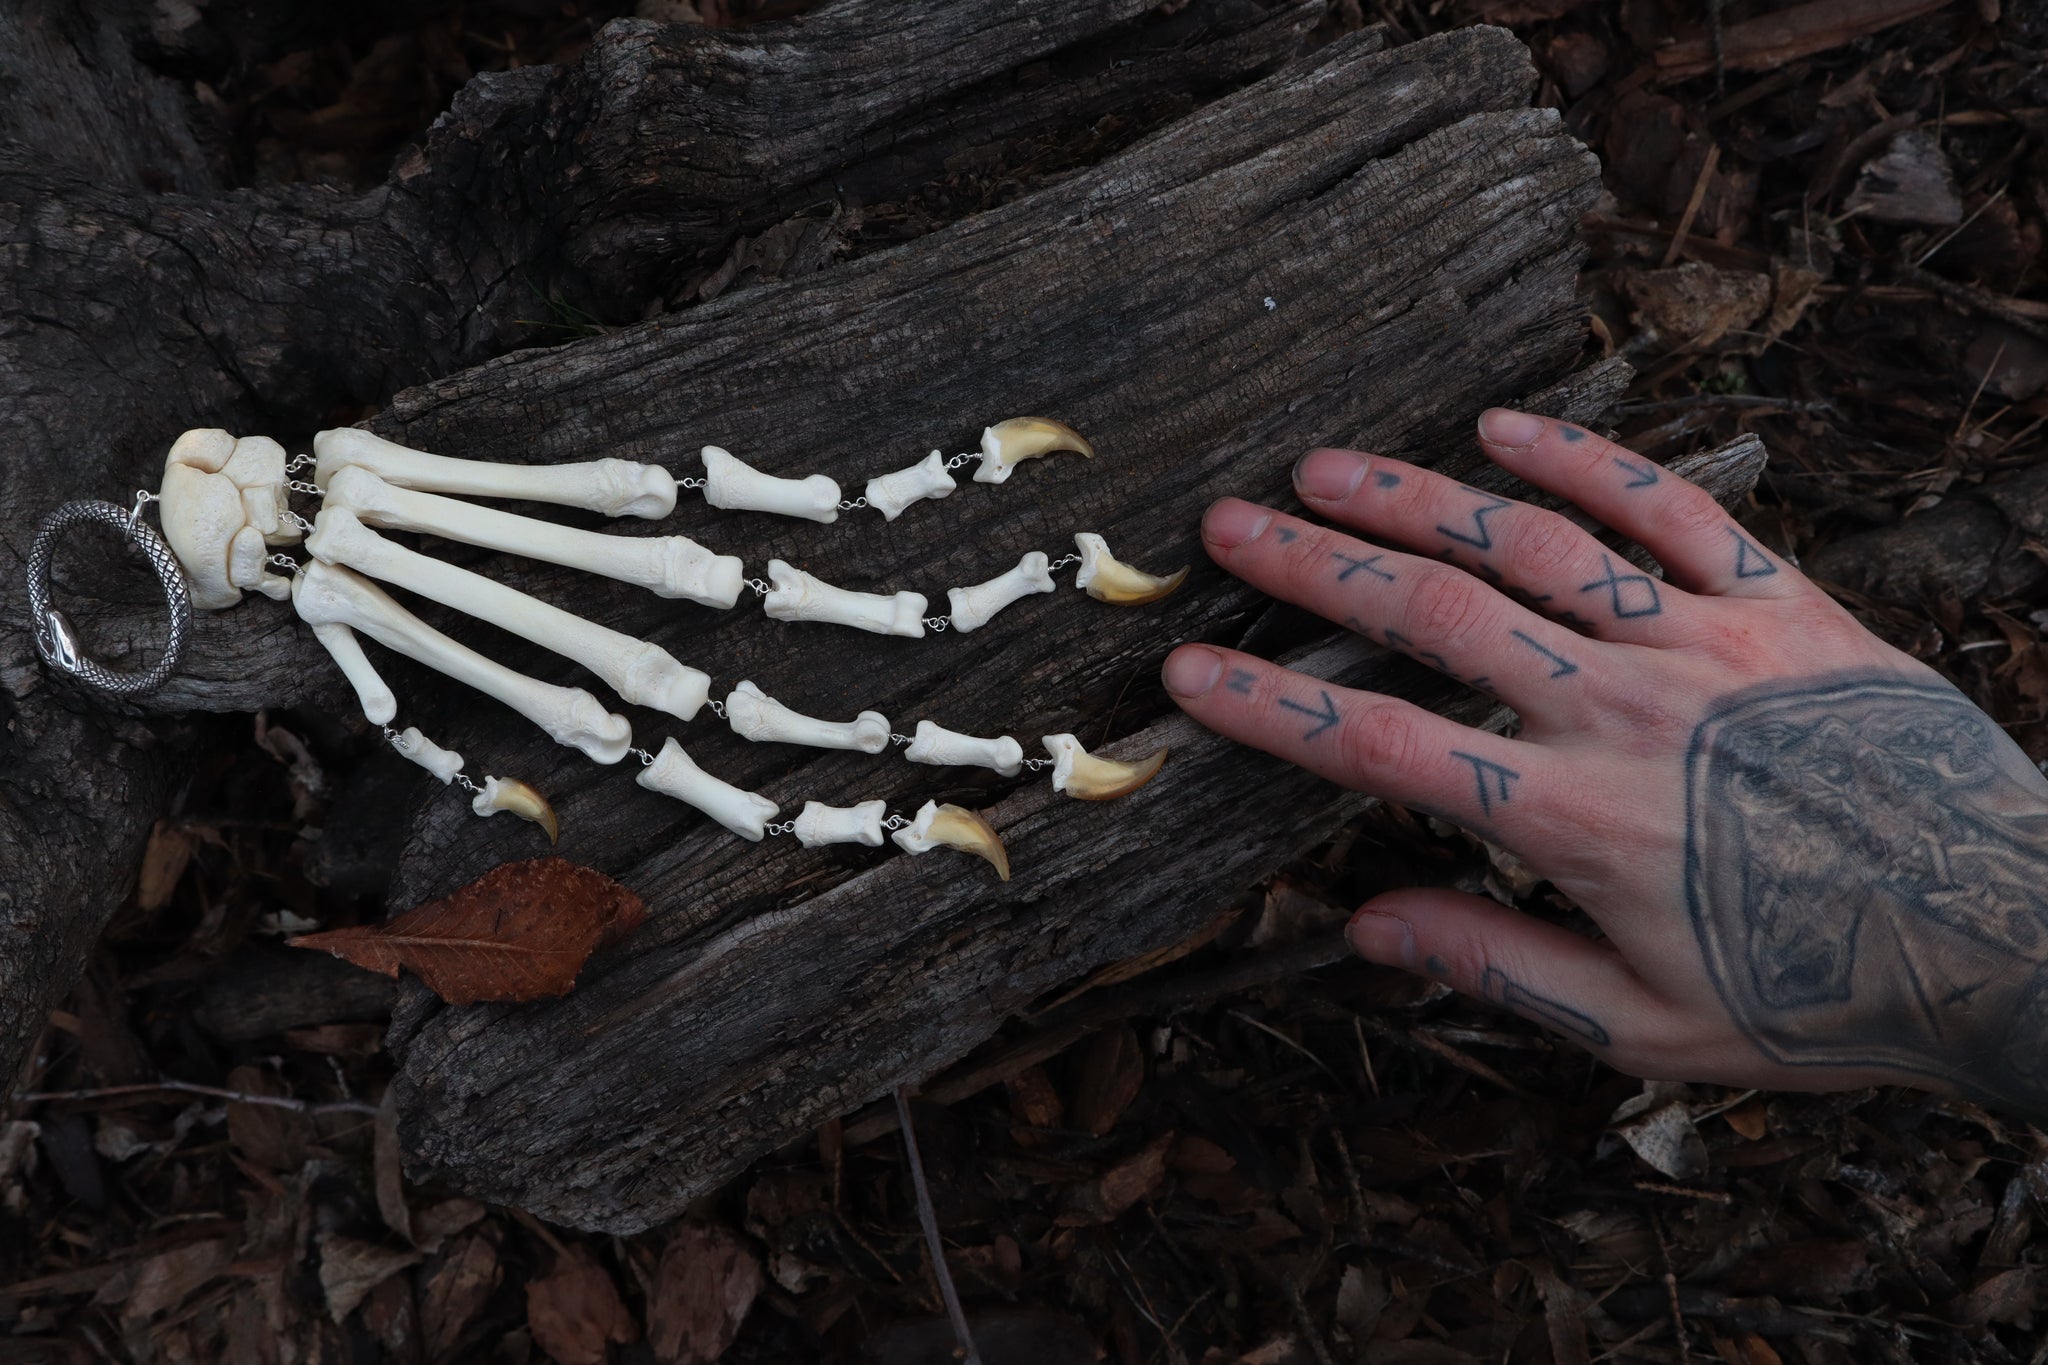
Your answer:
1205,499 -> 1272,549
1346,907 -> 1418,969
1478,408 -> 1545,448
1163,645 -> 1223,698
1295,448 -> 1367,503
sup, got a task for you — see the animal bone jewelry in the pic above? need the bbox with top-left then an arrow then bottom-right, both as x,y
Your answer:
27,417 -> 1175,880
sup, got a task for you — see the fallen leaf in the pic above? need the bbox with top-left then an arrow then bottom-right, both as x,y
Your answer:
375,1088 -> 413,1246
648,1223 -> 764,1365
1845,128 -> 1963,227
135,820 -> 198,911
1953,1266 -> 2047,1329
1005,1065 -> 1064,1148
225,1064 -> 312,1172
319,1232 -> 422,1323
122,1240 -> 231,1321
526,1243 -> 638,1365
422,1230 -> 501,1361
1057,1131 -> 1173,1226
1611,1100 -> 1708,1181
291,857 -> 646,1004
1069,1023 -> 1144,1137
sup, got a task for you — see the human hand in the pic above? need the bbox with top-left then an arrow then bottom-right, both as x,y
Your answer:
1163,409 -> 2048,1118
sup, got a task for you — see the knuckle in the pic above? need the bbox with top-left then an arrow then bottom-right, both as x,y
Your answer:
1660,488 -> 1732,543
1508,510 -> 1585,580
1338,700 -> 1424,776
1405,569 -> 1490,641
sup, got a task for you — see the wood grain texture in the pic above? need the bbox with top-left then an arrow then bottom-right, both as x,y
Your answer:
0,0 -> 1321,1089
371,26 -> 1644,1231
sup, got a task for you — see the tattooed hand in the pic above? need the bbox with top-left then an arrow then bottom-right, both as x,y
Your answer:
1163,408 -> 2048,1118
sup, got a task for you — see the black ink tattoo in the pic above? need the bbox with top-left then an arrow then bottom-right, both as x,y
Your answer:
1612,456 -> 1660,489
1277,689 -> 1340,741
1558,425 -> 1587,443
1333,551 -> 1396,583
1685,675 -> 2048,1118
1510,629 -> 1578,679
1730,530 -> 1779,579
1275,526 -> 1299,544
1436,492 -> 1511,552
1450,750 -> 1521,815
1226,668 -> 1255,695
1483,967 -> 1610,1046
1374,471 -> 1402,489
1579,554 -> 1663,619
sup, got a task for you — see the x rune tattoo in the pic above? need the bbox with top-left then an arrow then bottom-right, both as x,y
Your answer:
1685,674 -> 2048,1116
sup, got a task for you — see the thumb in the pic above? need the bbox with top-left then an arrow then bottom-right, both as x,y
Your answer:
1347,886 -> 1657,1054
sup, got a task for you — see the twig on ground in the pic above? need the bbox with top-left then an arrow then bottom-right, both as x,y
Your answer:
895,1085 -> 982,1365
13,1080 -> 377,1117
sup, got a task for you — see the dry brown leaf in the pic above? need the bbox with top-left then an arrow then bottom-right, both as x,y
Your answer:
422,1230 -> 501,1361
1070,1023 -> 1144,1137
375,1088 -> 414,1246
319,1232 -> 422,1323
135,820 -> 198,911
225,1064 -> 312,1172
648,1223 -> 764,1365
1005,1064 -> 1064,1148
527,1243 -> 639,1365
291,857 -> 646,1005
1653,0 -> 1951,80
1056,1131 -> 1173,1227
122,1239 -> 231,1321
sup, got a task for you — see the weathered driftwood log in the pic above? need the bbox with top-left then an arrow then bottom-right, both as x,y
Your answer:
361,25 -> 1648,1231
0,0 -> 1323,1088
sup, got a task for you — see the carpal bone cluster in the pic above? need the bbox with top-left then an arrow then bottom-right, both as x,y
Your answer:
153,416 -> 1181,880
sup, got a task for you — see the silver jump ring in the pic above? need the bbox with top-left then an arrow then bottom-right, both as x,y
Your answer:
26,500 -> 191,697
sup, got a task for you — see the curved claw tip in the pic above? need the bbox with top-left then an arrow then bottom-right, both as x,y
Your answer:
473,775 -> 561,845
1043,734 -> 1170,800
927,804 -> 1011,881
1073,532 -> 1189,605
977,417 -> 1094,484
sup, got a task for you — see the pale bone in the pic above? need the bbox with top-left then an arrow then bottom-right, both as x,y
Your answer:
325,466 -> 742,609
313,427 -> 677,519
891,800 -> 1010,881
306,508 -> 710,722
864,451 -> 955,521
792,799 -> 887,849
635,737 -> 778,841
946,550 -> 1054,632
973,416 -> 1094,485
724,680 -> 889,753
291,560 -> 632,763
701,446 -> 841,524
159,429 -> 301,609
763,559 -> 927,638
1041,733 -> 1170,800
391,726 -> 465,784
1073,532 -> 1189,605
471,775 -> 561,844
904,719 -> 1023,776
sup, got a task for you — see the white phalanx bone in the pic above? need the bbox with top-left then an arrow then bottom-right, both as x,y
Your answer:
724,680 -> 890,753
471,775 -> 561,844
792,799 -> 887,849
763,559 -> 927,638
635,737 -> 778,841
891,800 -> 1010,881
1041,733 -> 1170,800
864,450 -> 956,521
701,446 -> 842,524
974,417 -> 1094,485
391,726 -> 465,784
312,428 -> 677,520
1072,532 -> 1189,605
159,429 -> 301,609
904,720 -> 1023,776
306,508 -> 711,722
947,551 -> 1054,632
292,561 -> 633,764
326,466 -> 743,609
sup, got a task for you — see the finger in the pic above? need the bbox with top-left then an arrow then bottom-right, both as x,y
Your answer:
1292,446 -> 1690,645
1163,645 -> 1554,840
1200,498 -> 1600,729
1473,408 -> 1802,599
1347,886 -> 1668,1055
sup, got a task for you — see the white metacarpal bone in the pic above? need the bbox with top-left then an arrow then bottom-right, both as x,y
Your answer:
292,560 -> 633,764
763,559 -> 927,637
791,799 -> 887,848
904,720 -> 1024,776
864,451 -> 956,521
306,508 -> 711,722
635,737 -> 778,840
159,429 -> 302,610
325,466 -> 743,608
701,446 -> 842,524
724,681 -> 890,753
946,551 -> 1054,632
313,428 -> 678,519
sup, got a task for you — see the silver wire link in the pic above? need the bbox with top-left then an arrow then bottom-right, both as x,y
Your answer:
764,819 -> 798,837
282,509 -> 316,536
745,578 -> 771,596
680,477 -> 707,491
838,497 -> 869,512
889,733 -> 915,746
268,553 -> 304,577
128,489 -> 160,528
286,454 -> 316,474
1047,553 -> 1083,573
945,453 -> 977,471
922,616 -> 950,633
26,498 -> 192,697
286,479 -> 325,497
1023,758 -> 1055,771
882,814 -> 912,831
451,772 -> 485,795
628,746 -> 657,767
707,699 -> 727,719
